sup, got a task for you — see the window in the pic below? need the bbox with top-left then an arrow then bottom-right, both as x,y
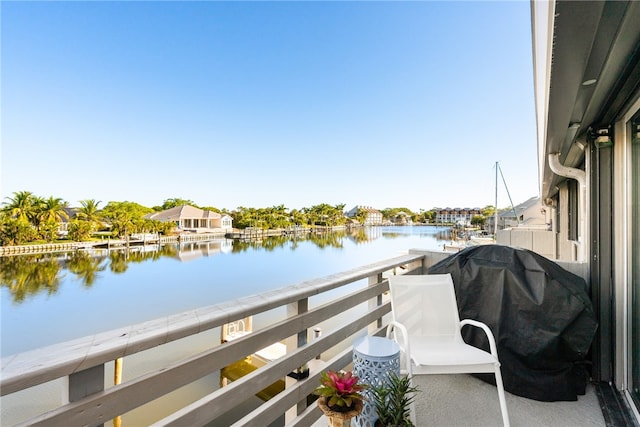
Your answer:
555,194 -> 561,234
568,180 -> 579,241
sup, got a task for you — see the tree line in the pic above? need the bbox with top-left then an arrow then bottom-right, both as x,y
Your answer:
0,191 -> 495,246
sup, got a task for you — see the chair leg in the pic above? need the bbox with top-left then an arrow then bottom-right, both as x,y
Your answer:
494,367 -> 510,427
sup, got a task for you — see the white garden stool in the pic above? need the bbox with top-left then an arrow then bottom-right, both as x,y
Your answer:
352,336 -> 401,427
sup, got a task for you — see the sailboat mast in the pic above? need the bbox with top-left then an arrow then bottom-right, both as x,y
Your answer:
498,163 -> 520,225
494,161 -> 498,237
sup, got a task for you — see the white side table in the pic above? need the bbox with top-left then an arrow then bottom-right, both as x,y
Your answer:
352,336 -> 400,427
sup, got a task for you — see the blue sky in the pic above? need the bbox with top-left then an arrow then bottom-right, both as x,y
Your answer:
1,1 -> 538,212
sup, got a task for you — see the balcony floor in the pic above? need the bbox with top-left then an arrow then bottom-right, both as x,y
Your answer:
312,373 -> 605,426
412,374 -> 604,427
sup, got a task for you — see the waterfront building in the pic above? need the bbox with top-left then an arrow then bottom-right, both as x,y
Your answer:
145,205 -> 233,233
434,207 -> 482,225
345,206 -> 383,226
532,0 -> 640,421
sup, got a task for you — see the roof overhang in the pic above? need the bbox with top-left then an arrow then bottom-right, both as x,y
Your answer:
532,0 -> 640,199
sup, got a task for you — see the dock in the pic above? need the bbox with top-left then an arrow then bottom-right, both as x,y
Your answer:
0,232 -> 227,256
226,227 -> 310,241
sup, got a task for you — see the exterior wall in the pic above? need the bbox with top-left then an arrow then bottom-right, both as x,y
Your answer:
364,211 -> 383,226
555,260 -> 590,286
211,215 -> 233,230
496,229 -> 556,260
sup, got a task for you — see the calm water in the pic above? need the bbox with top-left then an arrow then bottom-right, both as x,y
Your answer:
1,226 -> 451,357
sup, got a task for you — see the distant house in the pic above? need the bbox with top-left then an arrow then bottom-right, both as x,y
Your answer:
345,206 -> 383,226
145,205 -> 233,233
57,207 -> 78,237
434,207 -> 482,226
392,211 -> 413,225
486,197 -> 548,231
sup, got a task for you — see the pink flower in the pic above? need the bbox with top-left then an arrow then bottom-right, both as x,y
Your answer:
314,370 -> 366,410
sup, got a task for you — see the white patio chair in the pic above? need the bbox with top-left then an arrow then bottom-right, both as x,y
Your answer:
386,273 -> 510,427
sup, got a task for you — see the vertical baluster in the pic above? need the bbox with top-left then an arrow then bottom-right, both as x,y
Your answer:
368,272 -> 384,333
66,364 -> 105,427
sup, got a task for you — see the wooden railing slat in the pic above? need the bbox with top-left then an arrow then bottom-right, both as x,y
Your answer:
152,305 -> 390,427
13,286 -> 392,426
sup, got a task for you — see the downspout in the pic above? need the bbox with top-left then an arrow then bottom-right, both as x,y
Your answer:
548,152 -> 586,262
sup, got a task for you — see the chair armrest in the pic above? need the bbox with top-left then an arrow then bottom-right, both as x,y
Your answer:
460,319 -> 499,358
386,321 -> 413,375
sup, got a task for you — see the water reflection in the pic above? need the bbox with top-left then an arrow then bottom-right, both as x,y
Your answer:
230,229 -> 348,253
0,227 -> 453,305
66,251 -> 107,286
0,240 -> 231,303
5,244 -> 229,302
348,228 -> 370,243
0,254 -> 63,303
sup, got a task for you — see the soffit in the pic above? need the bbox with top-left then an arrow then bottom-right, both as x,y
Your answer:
541,0 -> 640,198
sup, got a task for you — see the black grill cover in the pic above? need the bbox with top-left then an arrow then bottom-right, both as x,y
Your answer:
428,244 -> 597,401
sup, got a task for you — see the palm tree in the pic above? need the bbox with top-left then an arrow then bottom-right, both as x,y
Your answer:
30,197 -> 68,242
29,196 -> 46,229
38,197 -> 69,224
354,208 -> 368,225
77,199 -> 102,231
3,191 -> 36,222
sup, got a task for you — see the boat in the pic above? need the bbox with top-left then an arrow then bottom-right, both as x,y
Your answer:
469,235 -> 495,245
443,242 -> 468,252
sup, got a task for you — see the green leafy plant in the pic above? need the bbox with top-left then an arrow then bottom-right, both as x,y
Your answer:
313,370 -> 367,412
371,373 -> 420,427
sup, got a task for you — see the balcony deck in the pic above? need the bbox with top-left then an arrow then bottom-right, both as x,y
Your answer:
413,374 -> 604,427
311,374 -> 604,427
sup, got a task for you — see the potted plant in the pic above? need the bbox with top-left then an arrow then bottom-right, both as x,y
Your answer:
314,370 -> 367,427
370,373 -> 420,427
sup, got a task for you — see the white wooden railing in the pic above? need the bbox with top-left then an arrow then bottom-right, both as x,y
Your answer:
0,250 -> 450,427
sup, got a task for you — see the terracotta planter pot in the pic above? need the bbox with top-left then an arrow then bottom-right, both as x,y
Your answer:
317,397 -> 363,427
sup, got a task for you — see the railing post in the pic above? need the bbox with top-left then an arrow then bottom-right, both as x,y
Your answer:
368,272 -> 384,333
65,364 -> 105,427
285,297 -> 310,423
